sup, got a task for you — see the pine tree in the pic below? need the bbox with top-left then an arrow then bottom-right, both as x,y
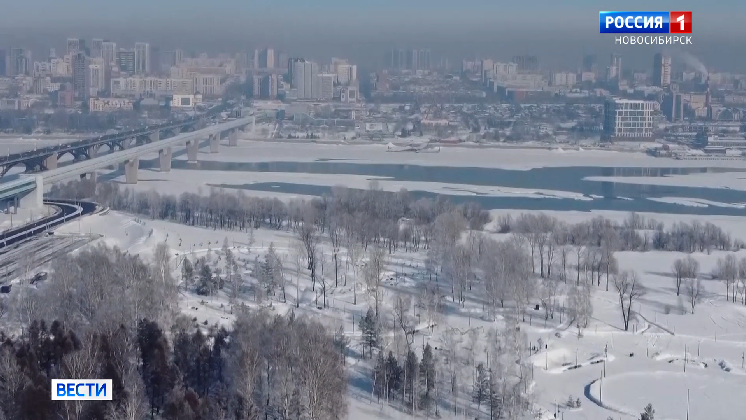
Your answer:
385,351 -> 402,399
404,350 -> 419,410
419,343 -> 436,412
473,362 -> 489,410
640,403 -> 655,420
359,307 -> 378,358
181,258 -> 194,291
373,351 -> 387,401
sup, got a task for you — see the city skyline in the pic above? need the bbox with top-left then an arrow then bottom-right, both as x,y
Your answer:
1,1 -> 745,71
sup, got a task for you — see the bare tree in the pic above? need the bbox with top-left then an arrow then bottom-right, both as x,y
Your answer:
684,276 -> 702,314
714,254 -> 738,302
672,258 -> 686,296
364,245 -> 387,317
613,270 -> 645,331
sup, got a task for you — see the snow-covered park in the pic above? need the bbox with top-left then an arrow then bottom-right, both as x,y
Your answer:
6,143 -> 746,419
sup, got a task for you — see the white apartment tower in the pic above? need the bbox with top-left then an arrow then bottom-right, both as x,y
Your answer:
653,53 -> 672,88
134,42 -> 150,74
91,39 -> 104,58
101,41 -> 117,68
86,57 -> 105,97
293,61 -> 320,99
603,98 -> 656,141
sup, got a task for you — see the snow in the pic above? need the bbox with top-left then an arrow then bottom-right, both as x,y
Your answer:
221,140 -> 746,170
585,172 -> 746,191
26,142 -> 746,420
43,205 -> 746,420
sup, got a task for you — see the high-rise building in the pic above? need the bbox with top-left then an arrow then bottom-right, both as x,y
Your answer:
91,39 -> 104,58
277,52 -> 288,70
336,64 -> 357,84
67,38 -> 85,55
101,41 -> 117,68
255,47 -> 275,69
661,92 -> 684,122
150,46 -> 161,74
256,74 -> 278,99
417,49 -> 431,71
582,54 -> 597,73
287,58 -> 305,84
602,98 -> 656,141
9,48 -> 30,76
653,53 -> 671,88
317,73 -> 335,100
608,53 -> 622,80
0,49 -> 6,76
512,55 -> 538,72
134,42 -> 150,74
117,49 -> 135,73
86,57 -> 105,97
72,52 -> 88,99
293,61 -> 319,99
166,49 -> 183,67
49,48 -> 57,60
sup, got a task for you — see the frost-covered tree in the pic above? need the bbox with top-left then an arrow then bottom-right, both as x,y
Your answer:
614,270 -> 645,331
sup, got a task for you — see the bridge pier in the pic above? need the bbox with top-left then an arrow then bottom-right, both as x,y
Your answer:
44,154 -> 58,170
159,147 -> 172,172
209,134 -> 220,153
124,158 -> 139,184
228,129 -> 238,146
186,140 -> 199,162
18,175 -> 43,209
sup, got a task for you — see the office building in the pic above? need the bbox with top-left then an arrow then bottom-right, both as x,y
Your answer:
293,61 -> 320,99
91,39 -> 104,58
101,41 -> 117,68
86,57 -> 105,97
117,49 -> 135,73
653,53 -> 672,88
662,92 -> 684,122
134,42 -> 150,74
512,55 -> 538,72
550,72 -> 577,87
255,47 -> 275,69
318,73 -> 335,100
49,48 -> 57,59
336,64 -> 357,84
258,74 -> 278,99
110,76 -> 194,96
88,97 -> 134,112
416,49 -> 431,71
67,38 -> 85,55
602,98 -> 656,141
72,52 -> 88,99
193,73 -> 223,96
277,52 -> 288,70
9,48 -> 31,76
287,58 -> 305,84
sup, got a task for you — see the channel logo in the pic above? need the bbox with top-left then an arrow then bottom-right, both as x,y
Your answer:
600,11 -> 692,34
51,379 -> 113,401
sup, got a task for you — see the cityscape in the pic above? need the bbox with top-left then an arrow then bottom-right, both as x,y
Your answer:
2,3 -> 746,420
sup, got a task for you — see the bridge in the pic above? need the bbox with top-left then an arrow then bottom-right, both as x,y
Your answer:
0,114 -> 254,210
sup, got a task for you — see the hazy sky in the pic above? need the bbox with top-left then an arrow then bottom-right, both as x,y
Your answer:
1,0 -> 744,71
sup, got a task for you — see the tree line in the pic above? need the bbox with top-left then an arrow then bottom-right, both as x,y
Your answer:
0,245 -> 346,420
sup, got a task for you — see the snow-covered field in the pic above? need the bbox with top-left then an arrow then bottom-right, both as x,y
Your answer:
18,143 -> 746,419
47,205 -> 746,420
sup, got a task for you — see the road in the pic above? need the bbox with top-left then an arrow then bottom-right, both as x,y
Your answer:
0,199 -> 99,283
0,199 -> 97,248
